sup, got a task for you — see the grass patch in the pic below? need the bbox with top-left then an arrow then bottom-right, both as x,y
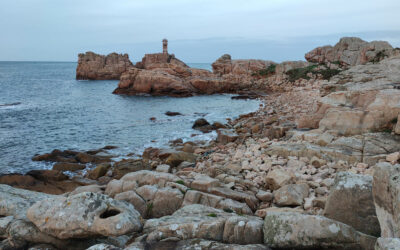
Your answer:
370,50 -> 388,64
286,65 -> 318,82
176,180 -> 185,185
286,65 -> 341,82
253,64 -> 277,77
207,213 -> 217,217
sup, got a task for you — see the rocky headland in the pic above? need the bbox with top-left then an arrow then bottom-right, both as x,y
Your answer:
1,37 -> 400,249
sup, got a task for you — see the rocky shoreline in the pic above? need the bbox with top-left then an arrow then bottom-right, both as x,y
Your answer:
1,37 -> 400,249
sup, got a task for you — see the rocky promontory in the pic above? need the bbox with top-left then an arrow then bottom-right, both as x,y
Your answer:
76,52 -> 133,80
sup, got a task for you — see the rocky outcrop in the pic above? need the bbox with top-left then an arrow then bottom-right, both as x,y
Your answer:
264,212 -> 376,249
305,37 -> 398,66
113,53 -> 241,97
76,52 -> 133,80
323,172 -> 380,236
27,192 -> 142,239
212,54 -> 275,76
299,55 -> 400,136
372,162 -> 400,238
143,204 -> 264,244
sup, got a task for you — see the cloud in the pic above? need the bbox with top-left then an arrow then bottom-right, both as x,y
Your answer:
0,0 -> 399,61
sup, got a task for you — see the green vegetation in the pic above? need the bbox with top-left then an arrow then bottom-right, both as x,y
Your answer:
146,203 -> 153,217
286,65 -> 318,82
223,208 -> 234,213
207,213 -> 217,217
391,117 -> 398,124
370,50 -> 387,64
176,180 -> 185,185
286,65 -> 341,82
253,64 -> 277,76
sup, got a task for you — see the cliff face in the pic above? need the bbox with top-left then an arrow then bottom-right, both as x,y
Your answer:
76,52 -> 133,80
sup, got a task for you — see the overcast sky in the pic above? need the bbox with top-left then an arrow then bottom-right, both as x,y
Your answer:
0,0 -> 399,62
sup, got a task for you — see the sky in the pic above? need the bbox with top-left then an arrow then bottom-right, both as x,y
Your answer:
0,0 -> 399,63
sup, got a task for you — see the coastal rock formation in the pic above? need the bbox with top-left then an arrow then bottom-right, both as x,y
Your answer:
76,52 -> 133,80
113,53 -> 240,97
27,192 -> 142,239
143,204 -> 264,244
305,37 -> 398,66
264,212 -> 376,249
323,172 -> 380,236
372,162 -> 400,238
299,55 -> 400,136
212,54 -> 275,76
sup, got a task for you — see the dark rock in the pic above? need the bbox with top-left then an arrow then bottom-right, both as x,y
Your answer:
26,170 -> 69,182
217,129 -> 239,144
113,159 -> 149,179
165,111 -> 183,116
53,162 -> 86,172
192,118 -> 210,128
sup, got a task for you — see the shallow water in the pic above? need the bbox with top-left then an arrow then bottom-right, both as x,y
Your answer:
0,62 -> 260,174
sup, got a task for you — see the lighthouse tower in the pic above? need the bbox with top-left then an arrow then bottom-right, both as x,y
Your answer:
162,39 -> 168,54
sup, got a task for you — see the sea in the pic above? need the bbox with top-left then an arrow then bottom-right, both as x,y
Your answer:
0,62 -> 261,174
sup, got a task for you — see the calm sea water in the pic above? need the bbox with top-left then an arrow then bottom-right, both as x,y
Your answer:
0,62 -> 260,174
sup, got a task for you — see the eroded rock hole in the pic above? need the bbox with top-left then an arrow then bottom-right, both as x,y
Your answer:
100,209 -> 120,219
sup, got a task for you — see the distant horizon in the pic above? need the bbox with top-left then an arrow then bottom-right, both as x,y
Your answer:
1,31 -> 400,64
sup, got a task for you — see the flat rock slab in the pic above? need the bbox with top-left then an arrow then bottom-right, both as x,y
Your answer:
144,204 -> 263,245
0,184 -> 54,219
264,212 -> 376,250
27,192 -> 142,239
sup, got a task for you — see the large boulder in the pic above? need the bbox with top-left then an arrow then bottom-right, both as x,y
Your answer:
305,37 -> 395,66
273,183 -> 309,206
27,192 -> 142,239
372,163 -> 400,238
144,204 -> 264,244
0,184 -> 53,219
264,212 -> 376,249
323,172 -> 380,236
76,52 -> 133,80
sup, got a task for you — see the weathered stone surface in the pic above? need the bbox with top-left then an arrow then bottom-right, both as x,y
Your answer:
182,190 -> 252,215
274,183 -> 309,206
305,37 -> 395,66
144,205 -> 264,244
127,239 -> 270,250
265,169 -> 295,190
217,129 -> 239,144
190,174 -> 220,192
0,184 -> 53,219
112,159 -> 148,179
165,152 -> 196,168
76,52 -> 133,80
212,54 -> 275,76
373,163 -> 400,238
27,192 -> 142,239
324,172 -> 380,236
375,238 -> 400,250
264,212 -> 376,249
265,132 -> 400,165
